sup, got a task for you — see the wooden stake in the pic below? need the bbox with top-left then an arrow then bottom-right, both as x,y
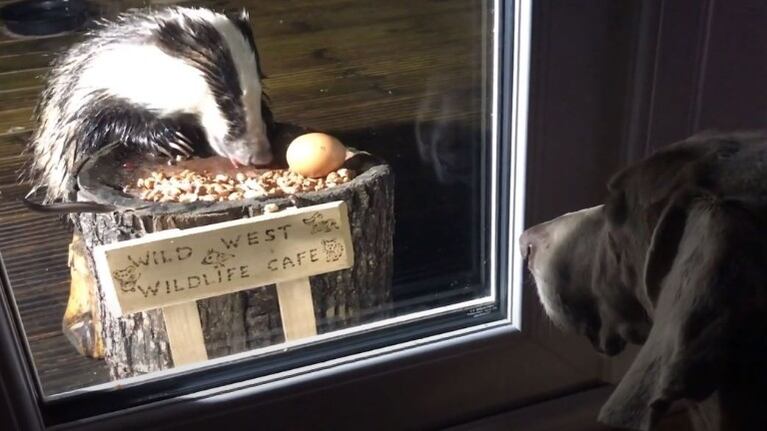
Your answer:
163,302 -> 208,366
276,278 -> 317,341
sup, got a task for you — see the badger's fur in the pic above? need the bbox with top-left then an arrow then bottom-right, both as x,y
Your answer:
27,6 -> 273,203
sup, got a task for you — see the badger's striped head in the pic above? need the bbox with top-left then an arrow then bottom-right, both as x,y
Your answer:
75,7 -> 273,165
27,7 -> 277,203
153,8 -> 273,166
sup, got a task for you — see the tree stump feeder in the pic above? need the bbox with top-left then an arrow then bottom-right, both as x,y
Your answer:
69,125 -> 394,379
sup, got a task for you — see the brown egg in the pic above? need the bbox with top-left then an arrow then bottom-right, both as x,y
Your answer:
286,132 -> 347,178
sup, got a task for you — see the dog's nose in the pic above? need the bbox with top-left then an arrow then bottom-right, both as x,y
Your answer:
519,225 -> 547,260
519,231 -> 532,259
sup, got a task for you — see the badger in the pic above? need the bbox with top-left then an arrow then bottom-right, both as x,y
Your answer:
26,6 -> 273,204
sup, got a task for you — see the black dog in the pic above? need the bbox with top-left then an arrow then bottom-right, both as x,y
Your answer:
520,131 -> 767,431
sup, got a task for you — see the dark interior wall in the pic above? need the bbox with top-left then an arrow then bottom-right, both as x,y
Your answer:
526,0 -> 767,224
525,0 -> 642,225
699,1 -> 767,131
639,0 -> 767,153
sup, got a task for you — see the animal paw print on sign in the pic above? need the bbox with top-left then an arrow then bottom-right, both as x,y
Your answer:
201,249 -> 236,269
303,212 -> 340,234
113,265 -> 140,293
322,239 -> 344,262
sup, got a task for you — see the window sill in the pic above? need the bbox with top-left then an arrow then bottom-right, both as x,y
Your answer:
52,320 -> 521,430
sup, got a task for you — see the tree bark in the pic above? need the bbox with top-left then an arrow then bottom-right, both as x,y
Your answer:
72,163 -> 393,379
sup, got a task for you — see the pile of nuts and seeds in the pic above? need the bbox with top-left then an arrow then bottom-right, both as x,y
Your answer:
128,168 -> 355,203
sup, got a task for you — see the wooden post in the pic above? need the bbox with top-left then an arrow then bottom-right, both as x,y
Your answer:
276,278 -> 317,341
162,302 -> 208,365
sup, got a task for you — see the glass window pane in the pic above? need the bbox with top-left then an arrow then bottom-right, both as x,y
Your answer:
0,0 -> 502,401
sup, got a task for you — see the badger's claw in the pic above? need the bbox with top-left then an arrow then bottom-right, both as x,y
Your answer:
173,132 -> 195,154
155,144 -> 173,158
168,141 -> 192,158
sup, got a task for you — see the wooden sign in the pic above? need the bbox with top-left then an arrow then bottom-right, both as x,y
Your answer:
93,201 -> 354,365
94,201 -> 353,316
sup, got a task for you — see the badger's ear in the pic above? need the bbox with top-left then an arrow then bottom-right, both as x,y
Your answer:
598,191 -> 746,430
226,8 -> 250,25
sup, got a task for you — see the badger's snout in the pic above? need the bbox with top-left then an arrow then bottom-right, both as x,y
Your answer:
224,135 -> 273,166
248,144 -> 273,165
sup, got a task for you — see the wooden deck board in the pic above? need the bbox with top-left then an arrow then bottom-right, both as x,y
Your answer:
0,0 -> 485,397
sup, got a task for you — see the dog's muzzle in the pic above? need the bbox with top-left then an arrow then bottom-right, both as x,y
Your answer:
520,205 -> 603,274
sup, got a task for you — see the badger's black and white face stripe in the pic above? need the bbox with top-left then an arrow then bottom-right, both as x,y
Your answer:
93,8 -> 271,164
28,7 -> 273,201
153,8 -> 272,165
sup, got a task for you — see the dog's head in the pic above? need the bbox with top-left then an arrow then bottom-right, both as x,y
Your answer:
521,131 -> 767,430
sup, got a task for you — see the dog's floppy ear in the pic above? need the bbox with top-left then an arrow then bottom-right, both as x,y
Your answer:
642,190 -> 693,308
598,189 -> 742,430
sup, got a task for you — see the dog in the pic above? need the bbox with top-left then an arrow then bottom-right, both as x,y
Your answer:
520,131 -> 767,431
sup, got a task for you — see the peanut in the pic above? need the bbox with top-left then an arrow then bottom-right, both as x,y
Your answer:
130,167 -> 354,203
